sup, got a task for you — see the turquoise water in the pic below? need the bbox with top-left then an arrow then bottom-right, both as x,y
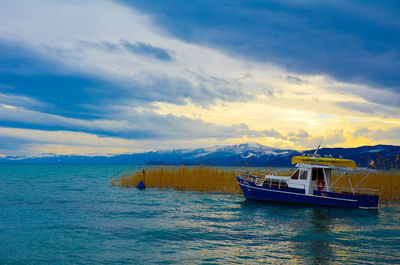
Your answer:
1,164 -> 400,264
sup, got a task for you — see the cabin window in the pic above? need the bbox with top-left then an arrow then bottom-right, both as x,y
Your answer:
312,168 -> 324,181
291,169 -> 299,179
271,180 -> 280,188
299,170 -> 308,180
263,179 -> 271,187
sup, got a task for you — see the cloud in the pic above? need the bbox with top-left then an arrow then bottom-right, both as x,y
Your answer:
118,0 -> 400,92
0,0 -> 281,155
326,79 -> 400,113
354,128 -> 372,138
287,129 -> 345,148
354,127 -> 400,143
0,104 -> 267,141
0,40 -> 64,75
0,126 -> 265,156
0,104 -> 129,133
0,0 -> 274,111
0,38 -> 253,118
288,129 -> 309,139
263,128 -> 287,139
337,101 -> 400,117
107,107 -> 267,140
0,126 -> 142,156
121,40 -> 173,61
0,0 -> 398,155
78,41 -> 120,53
0,93 -> 44,108
285,75 -> 303,84
0,135 -> 31,153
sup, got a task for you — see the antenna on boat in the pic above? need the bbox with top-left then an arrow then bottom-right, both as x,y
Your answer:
313,145 -> 320,157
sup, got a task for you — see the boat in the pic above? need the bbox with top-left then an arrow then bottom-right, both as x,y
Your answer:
236,151 -> 379,209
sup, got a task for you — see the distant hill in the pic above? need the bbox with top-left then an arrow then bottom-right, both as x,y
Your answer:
1,143 -> 399,168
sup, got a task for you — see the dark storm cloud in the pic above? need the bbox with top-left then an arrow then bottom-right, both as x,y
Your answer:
0,39 -> 253,123
0,37 -> 262,141
117,0 -> 400,91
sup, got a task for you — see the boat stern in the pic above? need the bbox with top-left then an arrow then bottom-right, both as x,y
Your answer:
358,194 -> 379,209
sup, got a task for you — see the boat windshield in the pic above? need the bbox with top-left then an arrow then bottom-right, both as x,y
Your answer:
291,169 -> 299,179
291,169 -> 308,180
299,170 -> 307,180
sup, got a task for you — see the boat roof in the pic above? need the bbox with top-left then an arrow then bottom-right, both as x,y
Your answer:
292,155 -> 356,169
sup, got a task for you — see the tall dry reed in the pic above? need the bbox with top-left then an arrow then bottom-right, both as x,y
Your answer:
110,165 -> 241,194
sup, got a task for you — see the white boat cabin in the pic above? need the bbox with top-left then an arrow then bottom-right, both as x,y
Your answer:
265,163 -> 332,195
286,164 -> 332,194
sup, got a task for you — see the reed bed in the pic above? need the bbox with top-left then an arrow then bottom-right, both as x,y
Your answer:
111,166 -> 400,202
110,165 -> 241,194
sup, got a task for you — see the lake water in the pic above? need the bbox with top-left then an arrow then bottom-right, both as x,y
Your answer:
1,164 -> 400,264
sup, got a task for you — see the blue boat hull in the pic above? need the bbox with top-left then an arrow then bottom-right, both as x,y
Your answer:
237,176 -> 378,209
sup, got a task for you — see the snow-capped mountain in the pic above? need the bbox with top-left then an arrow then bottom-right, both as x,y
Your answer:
1,143 -> 399,168
143,142 -> 299,166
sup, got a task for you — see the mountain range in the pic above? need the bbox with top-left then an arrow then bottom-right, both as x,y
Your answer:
1,143 -> 400,168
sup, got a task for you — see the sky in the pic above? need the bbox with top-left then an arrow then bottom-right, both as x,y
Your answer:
0,0 -> 399,156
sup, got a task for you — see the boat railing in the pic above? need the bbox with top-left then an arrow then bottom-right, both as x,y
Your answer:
236,169 -> 265,185
236,169 -> 289,188
313,185 -> 378,195
262,178 -> 288,189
